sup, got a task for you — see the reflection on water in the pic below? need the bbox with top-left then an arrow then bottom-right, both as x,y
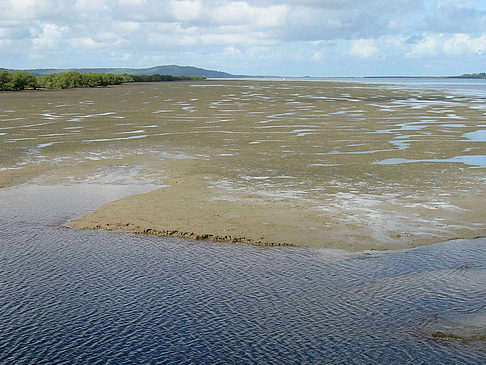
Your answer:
375,155 -> 486,168
0,184 -> 485,363
464,129 -> 486,142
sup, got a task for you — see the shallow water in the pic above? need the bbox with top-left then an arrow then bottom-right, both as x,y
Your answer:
0,184 -> 485,363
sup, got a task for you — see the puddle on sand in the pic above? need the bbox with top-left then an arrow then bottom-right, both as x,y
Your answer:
464,129 -> 486,142
374,155 -> 486,168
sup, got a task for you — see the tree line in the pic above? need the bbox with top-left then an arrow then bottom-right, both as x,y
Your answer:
455,72 -> 486,79
0,69 -> 206,91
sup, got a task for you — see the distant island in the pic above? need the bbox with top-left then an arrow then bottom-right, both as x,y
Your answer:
366,73 -> 486,79
0,65 -> 257,91
453,72 -> 486,79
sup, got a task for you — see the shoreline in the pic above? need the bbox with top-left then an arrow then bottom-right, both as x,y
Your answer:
2,181 -> 485,361
67,160 -> 486,252
69,201 -> 486,251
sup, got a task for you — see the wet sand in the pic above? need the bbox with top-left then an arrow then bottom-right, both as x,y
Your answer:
68,158 -> 486,250
1,80 -> 486,250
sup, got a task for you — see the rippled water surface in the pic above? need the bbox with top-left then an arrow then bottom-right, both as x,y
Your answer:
0,184 -> 485,364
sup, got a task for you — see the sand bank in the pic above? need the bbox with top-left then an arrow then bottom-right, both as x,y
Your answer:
69,160 -> 486,251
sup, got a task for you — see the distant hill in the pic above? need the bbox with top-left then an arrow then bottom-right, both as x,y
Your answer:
11,65 -> 241,78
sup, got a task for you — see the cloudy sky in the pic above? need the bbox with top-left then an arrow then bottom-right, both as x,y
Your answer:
1,0 -> 486,76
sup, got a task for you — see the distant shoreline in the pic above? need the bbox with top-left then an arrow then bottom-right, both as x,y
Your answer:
4,64 -> 485,80
365,75 -> 486,79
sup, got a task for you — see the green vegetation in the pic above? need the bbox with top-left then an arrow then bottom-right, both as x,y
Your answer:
0,69 -> 206,91
455,72 -> 486,79
36,72 -> 131,89
0,69 -> 38,90
17,65 -> 235,78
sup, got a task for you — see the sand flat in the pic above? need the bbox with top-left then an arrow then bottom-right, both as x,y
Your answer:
69,161 -> 486,250
1,80 -> 485,250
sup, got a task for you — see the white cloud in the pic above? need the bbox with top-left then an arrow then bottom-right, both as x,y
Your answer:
148,32 -> 198,46
443,33 -> 486,54
438,0 -> 475,9
9,0 -> 44,18
210,2 -> 288,27
199,31 -> 271,46
0,39 -> 13,48
98,32 -> 118,41
75,0 -> 109,12
424,0 -> 486,33
118,0 -> 146,5
32,23 -> 67,50
224,46 -> 241,55
1,0 -> 486,75
170,0 -> 202,21
349,39 -> 378,58
2,0 -> 63,20
69,37 -> 103,49
112,21 -> 140,33
407,33 -> 486,57
407,35 -> 440,57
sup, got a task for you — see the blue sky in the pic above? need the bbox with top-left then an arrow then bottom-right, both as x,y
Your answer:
1,0 -> 486,76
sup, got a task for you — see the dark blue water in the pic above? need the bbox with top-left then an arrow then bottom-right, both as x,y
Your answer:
1,184 -> 485,364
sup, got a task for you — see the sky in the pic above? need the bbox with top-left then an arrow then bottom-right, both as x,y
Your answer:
1,0 -> 486,76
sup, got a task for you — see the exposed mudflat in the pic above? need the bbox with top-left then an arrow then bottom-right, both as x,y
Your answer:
1,80 -> 486,250
69,158 -> 486,250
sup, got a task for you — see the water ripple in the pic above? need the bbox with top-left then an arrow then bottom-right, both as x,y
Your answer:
0,184 -> 485,363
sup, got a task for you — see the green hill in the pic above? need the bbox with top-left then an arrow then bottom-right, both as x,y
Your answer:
11,65 -> 238,78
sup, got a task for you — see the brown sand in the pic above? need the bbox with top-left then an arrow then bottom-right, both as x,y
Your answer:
1,81 -> 485,250
69,159 -> 486,251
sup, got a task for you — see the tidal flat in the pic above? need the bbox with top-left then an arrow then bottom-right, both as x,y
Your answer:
1,80 -> 486,361
1,80 -> 485,250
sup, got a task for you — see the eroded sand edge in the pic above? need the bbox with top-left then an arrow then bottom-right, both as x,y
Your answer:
68,160 -> 486,251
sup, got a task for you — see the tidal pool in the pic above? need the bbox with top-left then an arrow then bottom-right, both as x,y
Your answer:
1,81 -> 486,249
